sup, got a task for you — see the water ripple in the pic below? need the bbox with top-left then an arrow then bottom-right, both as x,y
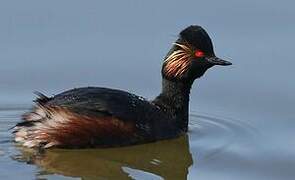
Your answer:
188,112 -> 259,161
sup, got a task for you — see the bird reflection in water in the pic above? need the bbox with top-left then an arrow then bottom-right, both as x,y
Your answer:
12,135 -> 193,179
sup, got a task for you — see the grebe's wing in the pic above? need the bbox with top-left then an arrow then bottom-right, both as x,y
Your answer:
46,87 -> 153,122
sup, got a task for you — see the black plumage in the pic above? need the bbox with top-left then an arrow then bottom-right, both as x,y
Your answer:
46,87 -> 178,139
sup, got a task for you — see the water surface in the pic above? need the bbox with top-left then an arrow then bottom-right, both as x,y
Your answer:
1,107 -> 294,180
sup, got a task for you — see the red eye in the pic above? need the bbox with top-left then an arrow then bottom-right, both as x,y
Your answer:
195,50 -> 205,57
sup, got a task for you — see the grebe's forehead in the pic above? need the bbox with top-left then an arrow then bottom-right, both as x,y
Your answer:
179,25 -> 214,55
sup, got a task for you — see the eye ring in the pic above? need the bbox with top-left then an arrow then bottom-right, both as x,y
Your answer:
194,49 -> 205,58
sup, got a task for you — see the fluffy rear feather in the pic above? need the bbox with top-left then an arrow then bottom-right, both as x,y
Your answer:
13,104 -> 136,148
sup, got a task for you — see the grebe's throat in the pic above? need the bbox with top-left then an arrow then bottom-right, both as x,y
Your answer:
153,78 -> 193,132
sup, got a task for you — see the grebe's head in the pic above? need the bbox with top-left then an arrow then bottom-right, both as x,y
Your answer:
162,25 -> 232,82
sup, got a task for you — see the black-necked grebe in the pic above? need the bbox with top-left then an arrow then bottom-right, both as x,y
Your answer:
13,25 -> 231,148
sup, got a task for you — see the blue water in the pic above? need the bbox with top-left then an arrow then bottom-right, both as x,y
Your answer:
0,0 -> 295,179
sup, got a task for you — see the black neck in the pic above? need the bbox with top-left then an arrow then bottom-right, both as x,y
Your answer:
152,78 -> 193,132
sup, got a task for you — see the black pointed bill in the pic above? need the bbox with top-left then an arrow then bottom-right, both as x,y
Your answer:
206,56 -> 232,66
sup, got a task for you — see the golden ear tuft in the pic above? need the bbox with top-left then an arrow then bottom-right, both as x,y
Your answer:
164,42 -> 193,78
